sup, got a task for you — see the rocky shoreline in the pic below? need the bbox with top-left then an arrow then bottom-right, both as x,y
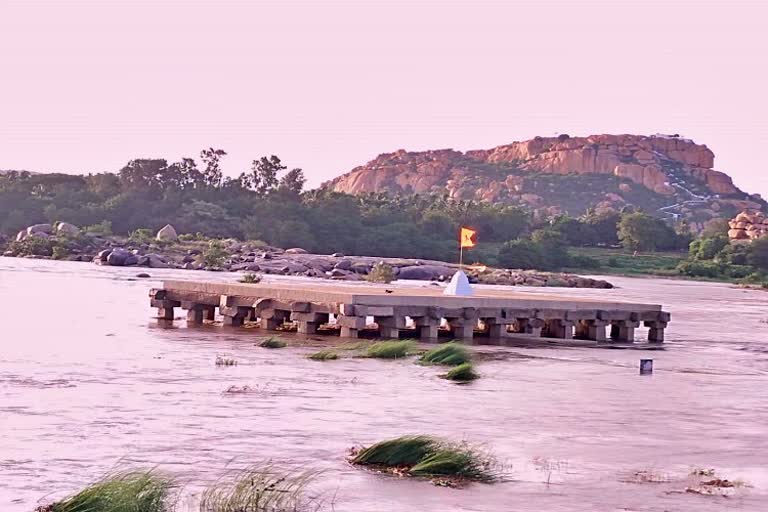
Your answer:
2,222 -> 613,289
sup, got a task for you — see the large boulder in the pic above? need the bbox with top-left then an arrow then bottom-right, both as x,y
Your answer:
156,224 -> 178,242
106,248 -> 139,266
397,265 -> 455,281
138,253 -> 170,268
56,222 -> 80,236
284,247 -> 309,255
26,223 -> 53,236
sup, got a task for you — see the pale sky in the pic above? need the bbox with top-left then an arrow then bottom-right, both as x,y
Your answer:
1,0 -> 767,197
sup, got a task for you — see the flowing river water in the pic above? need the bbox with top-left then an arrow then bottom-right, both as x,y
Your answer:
1,258 -> 766,511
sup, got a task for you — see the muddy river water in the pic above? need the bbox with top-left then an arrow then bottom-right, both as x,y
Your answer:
1,258 -> 766,511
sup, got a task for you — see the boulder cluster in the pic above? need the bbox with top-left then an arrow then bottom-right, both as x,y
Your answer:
2,222 -> 613,289
728,210 -> 768,242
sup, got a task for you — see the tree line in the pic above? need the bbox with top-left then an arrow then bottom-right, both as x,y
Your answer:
1,149 -> 765,277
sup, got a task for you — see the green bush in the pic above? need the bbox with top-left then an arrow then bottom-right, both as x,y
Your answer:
676,260 -> 725,278
418,343 -> 471,366
442,362 -> 479,382
259,337 -> 286,349
8,235 -> 54,257
201,240 -> 228,267
128,228 -> 154,244
365,261 -> 395,283
308,349 -> 339,361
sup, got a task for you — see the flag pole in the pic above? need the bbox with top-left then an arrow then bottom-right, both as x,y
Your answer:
459,243 -> 464,271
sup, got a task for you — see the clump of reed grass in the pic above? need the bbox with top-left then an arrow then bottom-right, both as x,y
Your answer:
199,464 -> 317,512
308,349 -> 339,361
350,435 -> 497,483
215,356 -> 237,366
351,436 -> 438,467
418,342 -> 471,366
238,272 -> 262,284
44,470 -> 175,512
365,340 -> 416,359
364,261 -> 394,283
441,362 -> 479,382
259,337 -> 287,349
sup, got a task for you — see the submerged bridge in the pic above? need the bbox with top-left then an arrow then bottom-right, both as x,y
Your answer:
150,280 -> 670,343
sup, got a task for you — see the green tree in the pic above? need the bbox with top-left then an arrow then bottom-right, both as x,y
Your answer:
497,239 -> 543,270
200,148 -> 227,188
746,237 -> 768,272
617,212 -> 678,251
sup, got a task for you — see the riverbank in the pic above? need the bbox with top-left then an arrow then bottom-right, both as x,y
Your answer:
2,226 -> 613,289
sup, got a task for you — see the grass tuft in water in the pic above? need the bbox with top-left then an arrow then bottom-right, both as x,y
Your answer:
351,436 -> 497,483
259,337 -> 287,349
215,356 -> 238,366
308,349 -> 339,361
45,470 -> 175,512
441,362 -> 479,382
410,446 -> 494,481
365,340 -> 416,359
351,436 -> 438,467
418,343 -> 471,366
199,464 -> 317,512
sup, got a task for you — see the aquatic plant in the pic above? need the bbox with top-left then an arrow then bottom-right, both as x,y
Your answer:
308,349 -> 339,361
238,272 -> 262,284
441,362 -> 479,382
44,470 -> 175,512
352,436 -> 438,467
410,446 -> 493,481
365,340 -> 416,359
199,464 -> 317,512
351,436 -> 497,483
215,356 -> 238,366
418,343 -> 471,366
259,337 -> 287,349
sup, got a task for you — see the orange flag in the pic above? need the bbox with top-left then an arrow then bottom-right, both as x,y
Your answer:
460,227 -> 477,248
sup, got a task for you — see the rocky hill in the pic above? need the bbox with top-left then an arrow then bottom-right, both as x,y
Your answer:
325,134 -> 766,231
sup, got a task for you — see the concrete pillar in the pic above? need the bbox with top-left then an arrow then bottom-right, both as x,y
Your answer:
158,307 -> 174,320
545,319 -> 573,339
223,314 -> 244,327
203,306 -> 216,322
186,307 -> 204,324
448,319 -> 475,341
487,322 -> 511,338
419,324 -> 439,340
376,316 -> 406,340
586,320 -> 608,342
611,320 -> 639,342
520,318 -> 544,337
645,321 -> 667,343
340,326 -> 359,338
297,320 -> 317,334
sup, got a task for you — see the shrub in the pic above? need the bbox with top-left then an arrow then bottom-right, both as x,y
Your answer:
83,220 -> 113,237
675,260 -> 725,278
238,272 -> 262,284
442,362 -> 479,382
201,240 -> 228,267
365,261 -> 395,283
128,228 -> 154,244
418,343 -> 471,366
365,340 -> 415,359
52,245 -> 69,260
8,235 -> 54,257
45,470 -> 175,512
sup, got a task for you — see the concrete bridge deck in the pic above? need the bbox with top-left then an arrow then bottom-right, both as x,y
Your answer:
150,280 -> 670,343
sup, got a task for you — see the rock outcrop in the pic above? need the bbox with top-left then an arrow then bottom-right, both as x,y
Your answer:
156,224 -> 178,242
728,210 -> 768,241
325,134 -> 765,228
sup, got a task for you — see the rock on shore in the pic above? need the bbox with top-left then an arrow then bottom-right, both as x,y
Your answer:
1,223 -> 613,289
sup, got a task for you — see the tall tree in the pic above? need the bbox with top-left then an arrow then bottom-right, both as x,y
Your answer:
200,148 -> 227,188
